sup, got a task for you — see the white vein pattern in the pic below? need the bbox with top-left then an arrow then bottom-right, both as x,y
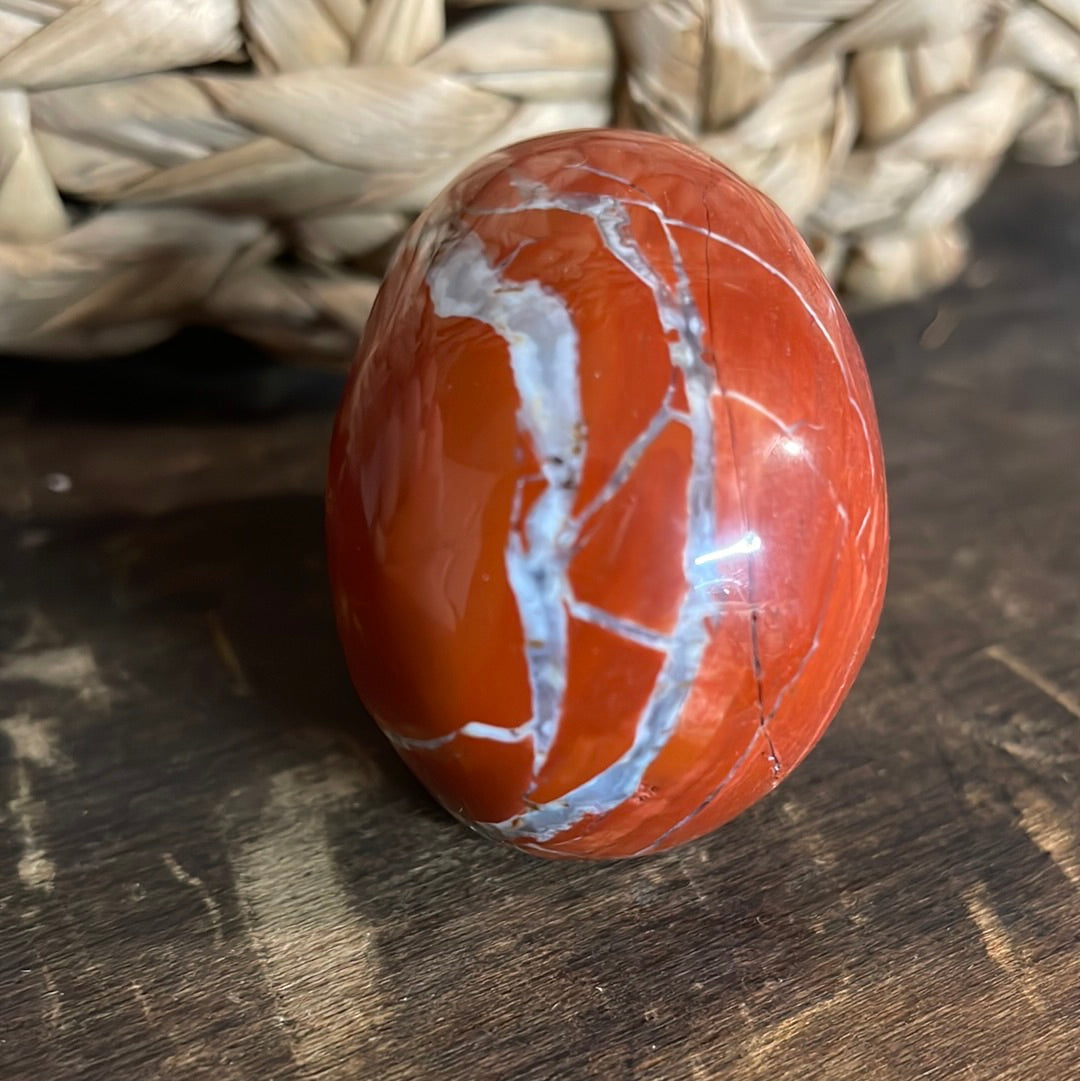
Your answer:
574,179 -> 882,853
417,166 -> 879,848
640,395 -> 856,854
596,192 -> 881,547
419,177 -> 727,844
390,720 -> 533,751
426,230 -> 582,775
686,219 -> 879,556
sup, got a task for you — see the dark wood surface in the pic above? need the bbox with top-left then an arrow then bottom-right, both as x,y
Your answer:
1,160 -> 1078,1081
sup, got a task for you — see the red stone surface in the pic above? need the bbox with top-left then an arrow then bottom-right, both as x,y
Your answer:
326,129 -> 889,860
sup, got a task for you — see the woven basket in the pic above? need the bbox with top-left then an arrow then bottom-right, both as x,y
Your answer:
2,0 -> 1077,363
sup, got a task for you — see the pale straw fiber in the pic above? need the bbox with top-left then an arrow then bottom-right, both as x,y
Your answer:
0,0 -> 1074,361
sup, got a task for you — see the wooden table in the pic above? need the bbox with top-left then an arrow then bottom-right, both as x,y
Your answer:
2,160 -> 1078,1081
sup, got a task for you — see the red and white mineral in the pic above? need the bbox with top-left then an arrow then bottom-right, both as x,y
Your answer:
327,129 -> 889,860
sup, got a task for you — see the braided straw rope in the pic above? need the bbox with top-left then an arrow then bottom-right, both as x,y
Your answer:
0,0 -> 1076,361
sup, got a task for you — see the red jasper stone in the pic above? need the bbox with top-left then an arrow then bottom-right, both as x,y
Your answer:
326,129 -> 888,860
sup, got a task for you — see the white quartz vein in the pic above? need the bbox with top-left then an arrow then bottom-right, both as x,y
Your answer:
389,720 -> 533,751
426,177 -> 725,843
417,165 -> 879,847
637,391 -> 854,855
566,599 -> 674,652
427,231 -> 580,774
590,190 -> 882,529
689,228 -> 881,513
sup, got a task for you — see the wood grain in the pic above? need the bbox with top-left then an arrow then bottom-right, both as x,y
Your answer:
1,160 -> 1078,1080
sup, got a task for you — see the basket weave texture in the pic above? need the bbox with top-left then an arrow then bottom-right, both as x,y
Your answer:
2,0 -> 1077,362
